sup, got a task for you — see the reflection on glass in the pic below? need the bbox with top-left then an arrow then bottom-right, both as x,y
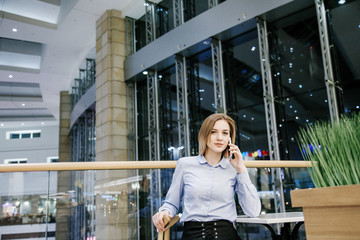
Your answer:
268,7 -> 330,161
158,68 -> 178,160
0,172 -> 57,238
187,49 -> 215,156
223,30 -> 268,156
137,78 -> 149,161
326,1 -> 360,115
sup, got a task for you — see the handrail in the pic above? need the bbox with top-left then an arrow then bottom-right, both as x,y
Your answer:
0,160 -> 312,173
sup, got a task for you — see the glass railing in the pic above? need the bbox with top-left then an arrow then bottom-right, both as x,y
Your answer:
0,161 -> 309,239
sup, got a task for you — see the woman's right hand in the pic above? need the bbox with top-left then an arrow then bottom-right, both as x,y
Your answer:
152,210 -> 172,232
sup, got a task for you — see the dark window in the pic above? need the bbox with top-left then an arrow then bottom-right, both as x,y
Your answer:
33,132 -> 41,138
10,134 -> 20,139
21,133 -> 31,138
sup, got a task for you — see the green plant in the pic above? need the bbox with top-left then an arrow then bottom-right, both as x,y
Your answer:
297,113 -> 360,188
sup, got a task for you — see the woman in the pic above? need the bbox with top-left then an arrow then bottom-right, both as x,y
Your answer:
152,113 -> 261,240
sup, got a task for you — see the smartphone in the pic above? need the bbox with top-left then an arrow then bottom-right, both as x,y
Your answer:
228,138 -> 235,159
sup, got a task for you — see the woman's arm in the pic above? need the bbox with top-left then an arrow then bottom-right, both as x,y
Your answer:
153,159 -> 184,231
235,170 -> 261,217
228,143 -> 261,217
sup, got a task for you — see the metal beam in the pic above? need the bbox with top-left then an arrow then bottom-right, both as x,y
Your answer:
211,38 -> 226,114
147,71 -> 161,240
125,16 -> 136,56
145,1 -> 156,44
175,55 -> 190,157
257,18 -> 285,215
315,0 -> 339,124
173,0 -> 184,28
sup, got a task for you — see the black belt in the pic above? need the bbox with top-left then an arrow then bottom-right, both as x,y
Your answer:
182,220 -> 241,240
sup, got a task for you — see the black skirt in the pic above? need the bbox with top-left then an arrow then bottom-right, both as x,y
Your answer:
182,220 -> 241,240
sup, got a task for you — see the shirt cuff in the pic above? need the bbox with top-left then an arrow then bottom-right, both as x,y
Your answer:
159,203 -> 177,217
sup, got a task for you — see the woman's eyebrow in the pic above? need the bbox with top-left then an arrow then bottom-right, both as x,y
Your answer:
212,128 -> 229,132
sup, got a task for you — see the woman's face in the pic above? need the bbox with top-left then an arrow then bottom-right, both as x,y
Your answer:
206,119 -> 231,154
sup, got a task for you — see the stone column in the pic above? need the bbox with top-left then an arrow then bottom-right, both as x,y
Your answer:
95,10 -> 129,240
56,91 -> 71,240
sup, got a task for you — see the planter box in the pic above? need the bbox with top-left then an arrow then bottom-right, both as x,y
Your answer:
291,184 -> 360,239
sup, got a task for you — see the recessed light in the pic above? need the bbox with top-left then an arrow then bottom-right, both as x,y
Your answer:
12,28 -> 18,32
41,122 -> 45,125
9,74 -> 13,78
142,71 -> 148,75
338,0 -> 345,4
251,46 -> 256,51
21,103 -> 25,107
21,123 -> 24,126
0,123 -> 4,127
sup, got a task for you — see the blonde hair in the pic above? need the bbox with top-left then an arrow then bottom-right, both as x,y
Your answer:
198,113 -> 236,156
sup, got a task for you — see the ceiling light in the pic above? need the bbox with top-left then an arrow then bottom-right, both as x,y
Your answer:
299,84 -> 303,88
21,103 -> 25,107
203,40 -> 210,45
41,122 -> 45,125
12,28 -> 18,32
9,74 -> 13,78
21,123 -> 24,126
0,123 -> 4,127
142,71 -> 148,75
338,0 -> 345,4
251,46 -> 256,51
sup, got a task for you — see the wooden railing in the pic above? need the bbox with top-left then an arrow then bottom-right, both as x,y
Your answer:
0,160 -> 312,172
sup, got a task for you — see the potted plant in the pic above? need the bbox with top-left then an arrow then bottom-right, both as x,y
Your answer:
291,113 -> 360,239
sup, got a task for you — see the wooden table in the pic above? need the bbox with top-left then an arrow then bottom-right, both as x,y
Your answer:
236,212 -> 304,240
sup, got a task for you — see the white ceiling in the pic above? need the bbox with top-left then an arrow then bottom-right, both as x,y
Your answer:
0,0 -> 148,128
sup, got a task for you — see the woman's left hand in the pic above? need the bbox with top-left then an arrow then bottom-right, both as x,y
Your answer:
228,143 -> 247,173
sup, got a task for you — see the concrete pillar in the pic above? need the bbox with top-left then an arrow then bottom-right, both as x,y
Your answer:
95,10 -> 129,240
56,91 -> 71,240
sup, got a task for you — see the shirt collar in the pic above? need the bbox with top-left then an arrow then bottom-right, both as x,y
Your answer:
198,155 -> 229,168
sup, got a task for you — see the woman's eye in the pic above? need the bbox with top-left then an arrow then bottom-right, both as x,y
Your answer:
211,130 -> 216,134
